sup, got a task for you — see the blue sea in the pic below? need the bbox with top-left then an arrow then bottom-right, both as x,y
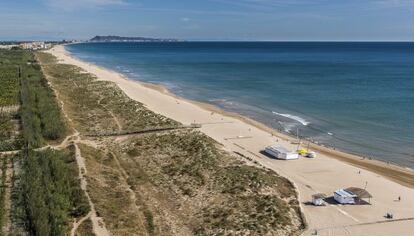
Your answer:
66,42 -> 414,168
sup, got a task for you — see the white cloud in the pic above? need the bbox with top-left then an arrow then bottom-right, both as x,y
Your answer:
45,0 -> 126,10
181,17 -> 190,22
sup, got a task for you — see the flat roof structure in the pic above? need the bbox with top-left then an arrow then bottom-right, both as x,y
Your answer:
335,189 -> 357,198
345,187 -> 372,199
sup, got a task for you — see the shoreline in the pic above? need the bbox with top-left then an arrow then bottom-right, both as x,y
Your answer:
49,45 -> 414,235
60,44 -> 414,189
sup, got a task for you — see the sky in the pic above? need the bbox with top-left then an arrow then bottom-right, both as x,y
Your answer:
1,0 -> 414,41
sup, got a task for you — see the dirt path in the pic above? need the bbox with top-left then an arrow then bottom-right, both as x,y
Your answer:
1,156 -> 13,235
36,54 -> 111,236
109,151 -> 149,236
0,105 -> 20,115
108,111 -> 122,132
70,211 -> 92,236
0,130 -> 110,236
72,139 -> 111,236
0,151 -> 19,156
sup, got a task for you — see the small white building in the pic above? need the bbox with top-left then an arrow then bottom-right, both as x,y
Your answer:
19,42 -> 51,50
264,145 -> 299,160
0,44 -> 20,50
334,189 -> 357,204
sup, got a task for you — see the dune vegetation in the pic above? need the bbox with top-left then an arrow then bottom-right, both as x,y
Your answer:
0,49 -> 88,236
0,48 -> 305,235
35,51 -> 304,236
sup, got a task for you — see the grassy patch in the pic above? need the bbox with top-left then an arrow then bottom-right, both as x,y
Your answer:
36,52 -> 178,135
79,144 -> 146,236
103,131 -> 302,235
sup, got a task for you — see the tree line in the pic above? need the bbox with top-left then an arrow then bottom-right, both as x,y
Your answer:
19,56 -> 67,147
14,148 -> 90,235
7,50 -> 89,235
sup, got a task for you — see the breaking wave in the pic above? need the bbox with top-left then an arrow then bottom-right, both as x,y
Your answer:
272,111 -> 310,126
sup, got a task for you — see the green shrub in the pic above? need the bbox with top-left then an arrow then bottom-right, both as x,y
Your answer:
14,148 -> 90,236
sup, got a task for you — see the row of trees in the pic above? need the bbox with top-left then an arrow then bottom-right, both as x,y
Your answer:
15,148 -> 90,235
0,66 -> 19,107
9,50 -> 89,235
0,49 -> 32,107
19,56 -> 67,147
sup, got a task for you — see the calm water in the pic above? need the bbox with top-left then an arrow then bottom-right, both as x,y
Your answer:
66,42 -> 414,168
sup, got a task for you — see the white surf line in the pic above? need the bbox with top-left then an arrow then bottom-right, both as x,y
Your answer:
272,111 -> 310,126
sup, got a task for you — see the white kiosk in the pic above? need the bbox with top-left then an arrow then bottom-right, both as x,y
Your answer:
264,145 -> 299,160
334,189 -> 357,204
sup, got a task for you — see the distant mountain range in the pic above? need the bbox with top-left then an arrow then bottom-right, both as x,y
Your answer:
89,36 -> 180,42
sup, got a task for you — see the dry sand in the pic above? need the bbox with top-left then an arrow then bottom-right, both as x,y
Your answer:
49,45 -> 414,236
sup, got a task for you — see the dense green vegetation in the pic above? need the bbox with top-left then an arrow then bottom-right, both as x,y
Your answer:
1,49 -> 66,151
13,148 -> 90,235
0,115 -> 23,152
0,50 -> 29,107
0,49 -> 88,235
19,54 -> 66,147
0,66 -> 19,107
0,50 -> 26,151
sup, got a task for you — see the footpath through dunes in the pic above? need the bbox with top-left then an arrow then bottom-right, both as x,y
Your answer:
48,45 -> 414,236
36,51 -> 305,236
0,49 -> 98,236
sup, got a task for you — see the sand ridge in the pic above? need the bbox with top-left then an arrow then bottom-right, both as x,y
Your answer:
49,45 -> 414,236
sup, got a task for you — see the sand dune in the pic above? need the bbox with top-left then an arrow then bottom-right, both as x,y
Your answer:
49,45 -> 414,236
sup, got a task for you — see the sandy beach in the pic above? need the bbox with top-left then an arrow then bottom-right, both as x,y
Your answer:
49,45 -> 414,236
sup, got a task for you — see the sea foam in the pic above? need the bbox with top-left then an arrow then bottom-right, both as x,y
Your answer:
272,111 -> 310,126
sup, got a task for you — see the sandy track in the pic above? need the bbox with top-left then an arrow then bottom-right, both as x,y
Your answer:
72,140 -> 111,236
36,56 -> 111,236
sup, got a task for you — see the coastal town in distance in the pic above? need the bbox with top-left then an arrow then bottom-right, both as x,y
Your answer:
1,1 -> 414,236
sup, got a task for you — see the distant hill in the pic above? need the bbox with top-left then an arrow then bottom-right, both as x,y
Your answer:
89,35 -> 179,42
